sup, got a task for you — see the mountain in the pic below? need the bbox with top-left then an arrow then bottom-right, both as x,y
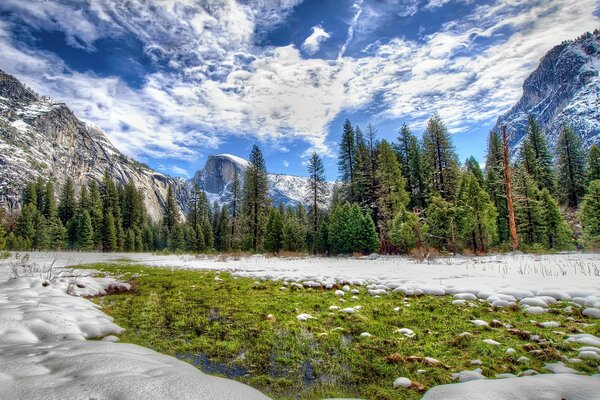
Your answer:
494,30 -> 600,154
190,154 -> 331,207
0,69 -> 189,221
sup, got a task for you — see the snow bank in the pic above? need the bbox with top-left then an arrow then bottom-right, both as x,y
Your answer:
0,255 -> 268,400
421,374 -> 600,400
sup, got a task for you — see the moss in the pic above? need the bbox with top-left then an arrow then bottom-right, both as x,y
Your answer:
83,263 -> 600,400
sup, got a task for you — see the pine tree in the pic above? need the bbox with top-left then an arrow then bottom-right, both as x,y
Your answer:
16,203 -> 36,247
79,185 -> 90,213
47,215 -> 66,250
22,181 -> 38,209
580,180 -> 600,249
283,208 -> 306,252
34,177 -> 45,213
264,208 -> 284,255
0,222 -> 5,250
76,210 -> 95,250
513,169 -> 546,246
484,131 -> 510,244
163,184 -> 179,231
58,178 -> 76,226
32,212 -> 49,250
519,116 -> 556,192
103,209 -> 118,251
88,181 -> 104,248
328,203 -> 378,255
229,170 -> 242,249
539,189 -> 573,250
456,172 -> 497,253
214,205 -> 230,252
556,125 -> 586,207
354,125 -> 373,211
242,145 -> 270,252
338,119 -> 357,202
422,115 -> 460,201
424,195 -> 460,253
464,156 -> 484,187
390,209 -> 424,254
306,152 -> 327,254
395,124 -> 426,209
43,181 -> 57,219
375,140 -> 408,252
587,145 -> 600,183
357,207 -> 379,254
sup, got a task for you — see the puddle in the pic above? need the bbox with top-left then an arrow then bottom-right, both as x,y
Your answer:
176,352 -> 248,379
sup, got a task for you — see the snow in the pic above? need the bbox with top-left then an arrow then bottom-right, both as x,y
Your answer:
483,339 -> 501,346
422,374 -> 600,400
2,251 -> 600,399
215,153 -> 251,168
0,256 -> 268,400
296,313 -> 315,321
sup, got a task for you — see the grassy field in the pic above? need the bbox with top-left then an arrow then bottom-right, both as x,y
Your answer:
82,263 -> 600,400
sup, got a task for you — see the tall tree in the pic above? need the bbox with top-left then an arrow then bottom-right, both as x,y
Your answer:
422,115 -> 460,201
88,181 -> 103,248
229,170 -> 242,249
539,189 -> 573,250
338,119 -> 357,202
395,124 -> 426,209
519,115 -> 555,192
375,140 -> 408,253
464,156 -> 484,187
424,195 -> 460,253
163,184 -> 179,231
57,178 -> 76,225
42,181 -> 56,219
242,145 -> 270,252
513,169 -> 545,246
580,180 -> 600,249
76,210 -> 95,250
354,125 -> 374,212
264,208 -> 284,255
456,172 -> 497,253
306,152 -> 327,254
587,145 -> 600,183
556,125 -> 586,207
484,131 -> 510,244
214,205 -> 231,252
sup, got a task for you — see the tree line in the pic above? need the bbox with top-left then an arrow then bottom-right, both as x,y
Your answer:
1,114 -> 600,255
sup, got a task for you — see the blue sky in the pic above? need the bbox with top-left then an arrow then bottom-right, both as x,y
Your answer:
0,0 -> 598,180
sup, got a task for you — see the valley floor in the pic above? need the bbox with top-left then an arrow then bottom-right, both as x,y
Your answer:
0,251 -> 599,399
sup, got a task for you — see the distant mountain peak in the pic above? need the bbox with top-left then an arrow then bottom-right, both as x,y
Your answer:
494,30 -> 600,154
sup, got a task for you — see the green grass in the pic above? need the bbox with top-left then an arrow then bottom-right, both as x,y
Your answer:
81,263 -> 600,400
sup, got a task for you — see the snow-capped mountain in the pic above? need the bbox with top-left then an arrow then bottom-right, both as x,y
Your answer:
190,154 -> 331,207
494,30 -> 600,154
0,69 -> 189,221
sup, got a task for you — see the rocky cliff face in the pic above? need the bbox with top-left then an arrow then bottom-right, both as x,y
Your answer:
494,31 -> 600,153
190,154 -> 331,207
0,70 -> 188,221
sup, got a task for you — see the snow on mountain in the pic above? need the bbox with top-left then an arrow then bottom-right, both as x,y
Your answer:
0,69 -> 189,220
494,31 -> 600,154
190,154 -> 332,207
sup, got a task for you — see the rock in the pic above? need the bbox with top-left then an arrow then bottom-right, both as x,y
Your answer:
393,377 -> 412,388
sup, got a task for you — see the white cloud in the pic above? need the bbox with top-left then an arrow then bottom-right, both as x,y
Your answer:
302,25 -> 331,55
282,160 -> 290,168
0,0 -> 598,166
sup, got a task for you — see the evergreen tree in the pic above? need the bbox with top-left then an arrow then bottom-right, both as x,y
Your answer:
395,124 -> 426,209
484,131 -> 510,244
229,170 -> 242,249
0,222 -> 5,250
357,207 -> 379,253
76,210 -> 95,250
390,209 -> 425,254
163,184 -> 179,231
328,203 -> 378,254
283,208 -> 306,252
242,145 -> 270,252
338,119 -> 357,202
264,208 -> 284,255
464,156 -> 484,187
79,185 -> 90,213
556,125 -> 586,207
306,152 -> 327,254
32,212 -> 49,250
47,215 -> 66,250
88,181 -> 104,248
214,205 -> 231,252
513,169 -> 546,246
16,203 -> 36,247
22,181 -> 38,209
519,116 -> 555,192
102,209 -> 118,251
580,180 -> 600,249
354,125 -> 373,211
58,178 -> 76,225
456,172 -> 497,253
424,195 -> 460,253
539,189 -> 573,250
375,140 -> 408,252
587,145 -> 600,183
422,115 -> 460,200
43,181 -> 57,219
34,177 -> 45,213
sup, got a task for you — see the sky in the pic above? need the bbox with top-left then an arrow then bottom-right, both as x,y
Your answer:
0,0 -> 598,180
